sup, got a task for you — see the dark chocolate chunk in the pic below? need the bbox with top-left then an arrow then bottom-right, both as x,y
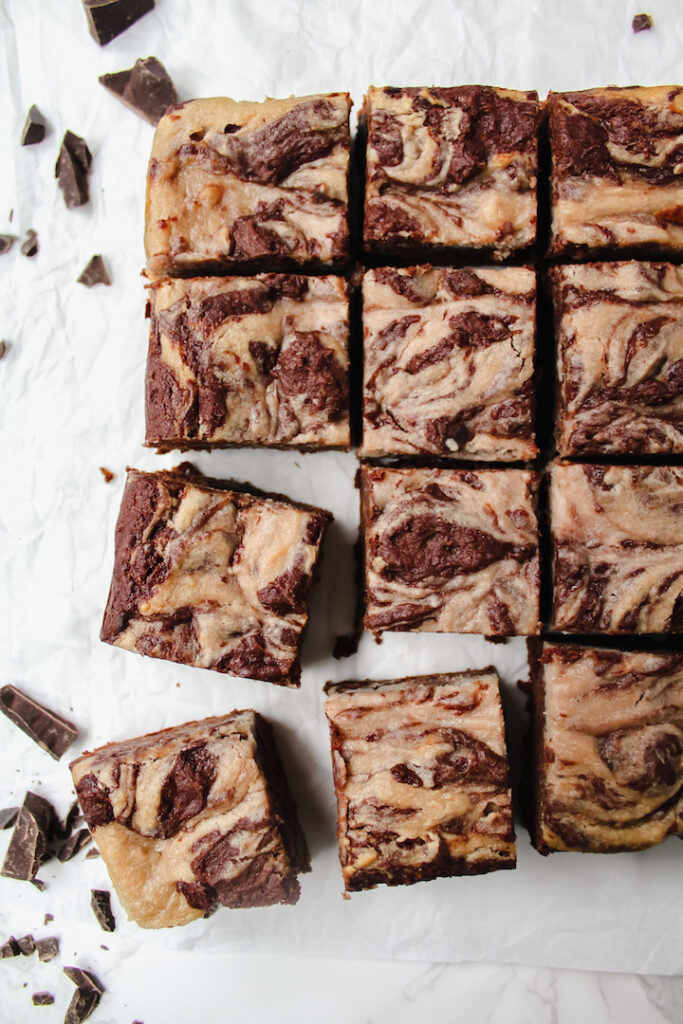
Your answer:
77,254 -> 111,287
83,0 -> 155,46
58,828 -> 92,862
63,966 -> 105,1024
16,934 -> 36,956
20,229 -> 38,257
0,340 -> 8,361
0,684 -> 78,760
32,992 -> 55,1006
43,913 -> 54,925
632,13 -> 653,32
0,233 -> 16,254
0,806 -> 19,829
90,889 -> 116,932
1,792 -> 57,881
0,936 -> 20,958
36,936 -> 60,962
85,846 -> 100,859
99,467 -> 114,483
55,131 -> 92,209
99,56 -> 177,125
21,105 -> 47,146
31,878 -> 46,891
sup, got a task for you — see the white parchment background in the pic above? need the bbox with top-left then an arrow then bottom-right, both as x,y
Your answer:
1,0 -> 682,1003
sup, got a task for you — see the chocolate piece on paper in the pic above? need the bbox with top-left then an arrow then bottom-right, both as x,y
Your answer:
32,992 -> 55,1006
55,131 -> 92,209
77,254 -> 111,287
83,0 -> 155,46
43,913 -> 54,925
0,936 -> 20,958
21,105 -> 47,146
20,229 -> 38,257
632,13 -> 653,32
36,936 -> 60,962
0,806 -> 19,829
0,684 -> 78,760
58,828 -> 92,862
62,800 -> 85,838
16,934 -> 36,956
0,234 -> 16,254
99,57 -> 177,125
63,966 -> 105,1024
91,890 -> 116,932
0,341 -> 8,361
1,792 -> 57,881
99,467 -> 114,483
31,877 -> 47,891
85,846 -> 101,859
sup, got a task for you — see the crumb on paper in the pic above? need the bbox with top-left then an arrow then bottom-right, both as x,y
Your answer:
99,467 -> 115,483
632,12 -> 653,32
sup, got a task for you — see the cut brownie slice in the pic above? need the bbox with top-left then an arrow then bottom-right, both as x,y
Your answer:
361,465 -> 540,636
146,274 -> 350,451
144,93 -> 351,278
324,670 -> 516,891
70,712 -> 310,927
362,86 -> 539,259
547,86 -> 683,259
100,466 -> 331,684
550,462 -> 683,633
529,641 -> 683,854
551,262 -> 683,456
361,265 -> 537,460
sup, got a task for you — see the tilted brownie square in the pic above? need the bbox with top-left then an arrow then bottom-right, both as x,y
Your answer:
529,641 -> 683,854
146,274 -> 350,451
70,712 -> 310,927
361,465 -> 540,636
324,670 -> 516,891
547,86 -> 683,259
145,94 -> 351,278
361,265 -> 537,460
100,467 -> 331,684
551,262 -> 683,456
362,86 -> 539,259
550,462 -> 683,633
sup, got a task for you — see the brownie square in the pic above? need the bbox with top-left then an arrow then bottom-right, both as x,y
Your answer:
146,274 -> 350,451
361,465 -> 540,636
550,462 -> 683,633
144,93 -> 351,278
362,86 -> 539,259
324,670 -> 516,891
361,264 -> 537,460
547,86 -> 683,259
100,467 -> 332,684
70,711 -> 310,927
551,262 -> 683,456
529,641 -> 683,854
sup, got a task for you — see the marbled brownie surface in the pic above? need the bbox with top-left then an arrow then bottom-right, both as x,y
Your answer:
71,712 -> 310,928
324,671 -> 516,891
146,274 -> 350,451
548,86 -> 683,258
361,265 -> 536,460
144,94 -> 350,278
100,467 -> 331,684
361,465 -> 540,636
550,463 -> 683,634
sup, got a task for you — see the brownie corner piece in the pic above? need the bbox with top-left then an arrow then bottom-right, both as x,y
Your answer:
361,264 -> 537,460
530,642 -> 683,854
70,711 -> 310,927
144,93 -> 351,278
363,85 -> 539,259
324,670 -> 516,891
547,86 -> 683,259
100,466 -> 331,683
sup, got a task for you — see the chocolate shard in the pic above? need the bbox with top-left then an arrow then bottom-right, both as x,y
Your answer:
0,233 -> 16,254
0,806 -> 19,829
36,936 -> 60,962
63,800 -> 85,838
90,889 -> 116,932
63,966 -> 105,1024
1,792 -> 57,881
85,846 -> 100,859
31,877 -> 47,891
77,254 -> 111,288
0,936 -> 20,958
58,828 -> 92,862
99,467 -> 114,483
16,934 -> 36,956
99,56 -> 177,125
632,13 -> 653,32
20,229 -> 38,257
0,684 -> 78,760
32,992 -> 55,1006
21,105 -> 47,146
83,0 -> 155,46
55,131 -> 92,209
43,913 -> 54,925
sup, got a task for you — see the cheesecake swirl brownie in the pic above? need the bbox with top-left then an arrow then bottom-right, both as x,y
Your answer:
530,642 -> 683,854
101,467 -> 331,684
361,265 -> 537,460
70,712 -> 310,927
145,93 -> 350,277
550,463 -> 683,633
362,85 -> 539,258
146,274 -> 350,451
324,671 -> 516,891
362,465 -> 540,635
552,262 -> 683,456
548,86 -> 683,258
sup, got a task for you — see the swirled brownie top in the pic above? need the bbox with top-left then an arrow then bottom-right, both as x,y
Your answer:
552,262 -> 683,456
145,274 -> 350,451
361,465 -> 540,636
550,462 -> 683,633
362,85 -> 539,258
361,265 -> 536,461
547,86 -> 683,258
100,467 -> 331,684
324,670 -> 515,890
70,712 -> 310,927
532,643 -> 683,854
144,94 -> 351,278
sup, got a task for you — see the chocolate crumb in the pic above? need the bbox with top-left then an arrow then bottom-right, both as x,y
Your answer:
20,229 -> 38,257
485,635 -> 509,645
36,936 -> 60,963
332,633 -> 360,659
85,846 -> 100,859
0,234 -> 16,255
0,684 -> 78,760
55,131 -> 92,209
0,340 -> 8,361
16,934 -> 36,956
0,806 -> 19,829
0,937 -> 20,958
21,105 -> 47,146
99,56 -> 177,125
632,13 -> 653,32
32,992 -> 55,1006
99,467 -> 115,483
31,877 -> 47,891
63,966 -> 105,1024
43,913 -> 54,925
82,0 -> 155,47
77,254 -> 111,287
91,889 -> 116,932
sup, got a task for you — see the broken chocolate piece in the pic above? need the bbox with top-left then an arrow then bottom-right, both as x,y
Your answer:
43,913 -> 54,925
63,966 -> 105,1024
99,467 -> 114,483
0,806 -> 19,829
0,937 -> 20,958
77,254 -> 110,287
91,890 -> 116,932
58,828 -> 92,862
85,846 -> 100,859
1,792 -> 57,881
0,684 -> 78,760
31,878 -> 46,891
20,229 -> 38,257
83,0 -> 155,46
36,936 -> 60,963
32,992 -> 55,1006
632,13 -> 653,32
99,56 -> 177,125
0,234 -> 16,254
55,131 -> 92,209
16,934 -> 36,956
21,105 -> 47,146
62,800 -> 85,837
